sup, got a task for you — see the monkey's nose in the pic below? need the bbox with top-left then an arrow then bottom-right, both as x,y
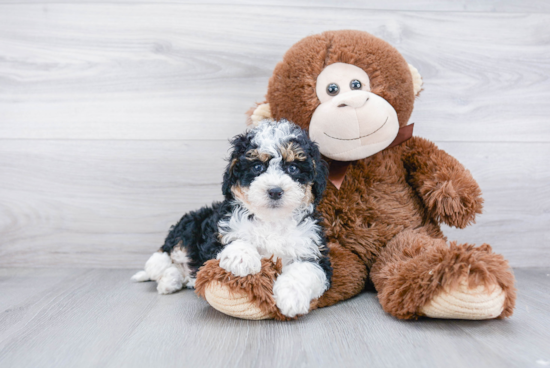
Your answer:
267,187 -> 284,200
333,90 -> 370,108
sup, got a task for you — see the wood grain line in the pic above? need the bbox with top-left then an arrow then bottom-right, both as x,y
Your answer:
0,5 -> 549,141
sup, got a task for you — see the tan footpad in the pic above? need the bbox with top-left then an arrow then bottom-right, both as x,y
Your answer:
420,280 -> 506,320
204,281 -> 274,320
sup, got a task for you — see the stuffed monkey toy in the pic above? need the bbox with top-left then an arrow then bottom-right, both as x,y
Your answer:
195,30 -> 516,320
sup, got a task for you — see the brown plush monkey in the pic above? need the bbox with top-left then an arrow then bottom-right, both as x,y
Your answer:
195,30 -> 515,320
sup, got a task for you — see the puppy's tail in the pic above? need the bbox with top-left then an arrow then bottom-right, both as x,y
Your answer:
131,270 -> 151,282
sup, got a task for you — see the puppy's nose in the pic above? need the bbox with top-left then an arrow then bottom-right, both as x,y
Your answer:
333,90 -> 369,108
267,187 -> 284,200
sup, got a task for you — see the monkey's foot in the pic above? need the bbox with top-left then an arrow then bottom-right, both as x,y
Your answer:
195,258 -> 294,321
420,278 -> 506,320
204,281 -> 273,320
372,237 -> 516,320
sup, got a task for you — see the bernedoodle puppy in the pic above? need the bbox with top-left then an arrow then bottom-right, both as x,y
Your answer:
132,120 -> 331,317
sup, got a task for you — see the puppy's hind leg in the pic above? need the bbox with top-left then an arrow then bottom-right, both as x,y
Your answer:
131,270 -> 150,282
134,201 -> 222,292
132,251 -> 189,295
157,266 -> 185,294
166,243 -> 195,293
131,251 -> 172,283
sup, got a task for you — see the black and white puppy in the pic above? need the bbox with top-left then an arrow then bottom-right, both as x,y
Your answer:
132,120 -> 331,317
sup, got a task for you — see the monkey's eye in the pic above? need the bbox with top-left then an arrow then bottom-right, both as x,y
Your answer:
350,79 -> 362,90
326,83 -> 339,96
287,164 -> 300,175
252,163 -> 265,174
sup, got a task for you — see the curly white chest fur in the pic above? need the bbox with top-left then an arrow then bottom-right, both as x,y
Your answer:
217,206 -> 322,265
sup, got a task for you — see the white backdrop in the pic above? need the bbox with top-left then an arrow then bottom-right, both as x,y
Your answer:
0,1 -> 548,268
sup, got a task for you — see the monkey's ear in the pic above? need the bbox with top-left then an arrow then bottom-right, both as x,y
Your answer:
408,64 -> 423,96
246,102 -> 272,127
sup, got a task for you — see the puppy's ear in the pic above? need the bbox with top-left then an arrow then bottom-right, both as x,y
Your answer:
309,141 -> 328,205
222,133 -> 251,199
312,160 -> 328,205
221,158 -> 238,199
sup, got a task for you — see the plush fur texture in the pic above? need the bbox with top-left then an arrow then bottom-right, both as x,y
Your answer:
316,242 -> 368,308
226,29 -> 515,320
312,134 -> 515,318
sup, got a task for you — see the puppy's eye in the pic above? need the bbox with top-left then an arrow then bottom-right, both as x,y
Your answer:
326,83 -> 339,96
287,164 -> 300,175
252,163 -> 265,174
350,79 -> 362,90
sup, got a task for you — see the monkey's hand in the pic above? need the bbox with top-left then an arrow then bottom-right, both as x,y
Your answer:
419,169 -> 483,228
403,137 -> 483,229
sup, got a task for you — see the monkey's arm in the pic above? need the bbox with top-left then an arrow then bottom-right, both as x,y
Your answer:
402,136 -> 483,229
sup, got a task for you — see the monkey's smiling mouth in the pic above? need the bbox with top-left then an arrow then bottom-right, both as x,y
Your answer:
324,117 -> 388,141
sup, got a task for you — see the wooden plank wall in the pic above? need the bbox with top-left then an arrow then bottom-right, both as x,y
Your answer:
0,1 -> 549,268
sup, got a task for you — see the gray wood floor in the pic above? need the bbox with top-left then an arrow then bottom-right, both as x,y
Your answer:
0,267 -> 548,368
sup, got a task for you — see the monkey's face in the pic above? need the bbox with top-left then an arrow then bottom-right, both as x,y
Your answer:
309,63 -> 399,161
265,30 -> 420,162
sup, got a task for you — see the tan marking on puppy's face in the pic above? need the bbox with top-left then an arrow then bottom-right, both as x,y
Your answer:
246,149 -> 271,162
231,185 -> 251,207
280,142 -> 307,162
301,184 -> 314,206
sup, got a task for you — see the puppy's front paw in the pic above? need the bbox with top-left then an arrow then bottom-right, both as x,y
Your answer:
218,245 -> 261,277
273,282 -> 310,318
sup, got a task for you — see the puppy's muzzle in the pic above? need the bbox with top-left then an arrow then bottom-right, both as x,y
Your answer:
267,187 -> 284,200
